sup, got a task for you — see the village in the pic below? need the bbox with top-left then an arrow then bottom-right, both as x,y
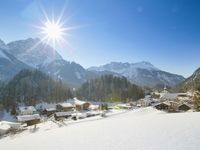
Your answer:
0,87 -> 197,138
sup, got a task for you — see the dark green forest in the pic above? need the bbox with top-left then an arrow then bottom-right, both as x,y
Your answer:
0,70 -> 145,112
0,69 -> 72,111
77,75 -> 144,102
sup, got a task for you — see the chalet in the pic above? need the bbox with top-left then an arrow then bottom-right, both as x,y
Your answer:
54,112 -> 74,120
56,103 -> 75,112
178,103 -> 191,112
155,102 -> 170,110
72,112 -> 87,119
67,98 -> 90,111
17,114 -> 40,126
155,100 -> 180,112
17,106 -> 37,115
42,108 -> 57,116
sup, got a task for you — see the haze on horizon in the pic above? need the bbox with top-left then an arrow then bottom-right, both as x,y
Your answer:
0,0 -> 200,78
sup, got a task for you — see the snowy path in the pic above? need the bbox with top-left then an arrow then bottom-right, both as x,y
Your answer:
1,107 -> 200,150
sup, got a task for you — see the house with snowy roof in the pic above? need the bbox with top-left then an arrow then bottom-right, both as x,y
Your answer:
16,114 -> 40,126
17,106 -> 37,115
56,102 -> 75,112
178,103 -> 192,112
54,111 -> 74,120
67,98 -> 90,111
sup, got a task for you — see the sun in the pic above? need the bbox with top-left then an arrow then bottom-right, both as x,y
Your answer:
38,18 -> 67,47
43,21 -> 64,40
33,4 -> 81,50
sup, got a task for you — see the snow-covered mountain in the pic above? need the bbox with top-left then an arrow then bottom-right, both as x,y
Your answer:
0,38 -> 96,87
40,59 -> 89,87
178,67 -> 200,91
88,62 -> 185,87
0,48 -> 30,81
7,38 -> 62,67
0,38 -> 185,88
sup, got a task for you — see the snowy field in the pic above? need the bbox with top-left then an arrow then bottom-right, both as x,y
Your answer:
1,107 -> 200,150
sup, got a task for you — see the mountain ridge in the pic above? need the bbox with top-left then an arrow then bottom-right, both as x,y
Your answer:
0,38 -> 186,88
177,67 -> 200,92
88,61 -> 185,87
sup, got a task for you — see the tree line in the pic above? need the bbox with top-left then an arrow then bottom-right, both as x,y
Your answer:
0,69 -> 72,111
0,70 -> 145,113
76,75 -> 144,102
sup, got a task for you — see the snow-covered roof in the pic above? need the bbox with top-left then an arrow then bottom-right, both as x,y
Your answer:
35,103 -> 57,110
17,114 -> 40,122
55,112 -> 74,117
160,93 -> 178,100
18,106 -> 36,112
74,99 -> 87,105
57,103 -> 74,108
178,103 -> 192,108
45,108 -> 57,112
155,102 -> 170,106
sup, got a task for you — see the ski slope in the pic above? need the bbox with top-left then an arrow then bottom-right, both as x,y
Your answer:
1,107 -> 200,150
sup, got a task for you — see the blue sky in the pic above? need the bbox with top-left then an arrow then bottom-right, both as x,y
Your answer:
0,0 -> 200,77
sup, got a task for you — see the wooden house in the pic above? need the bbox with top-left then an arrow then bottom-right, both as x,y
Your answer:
17,114 -> 40,126
42,108 -> 57,116
67,98 -> 90,111
178,103 -> 191,112
155,102 -> 170,110
56,103 -> 75,112
17,106 -> 37,115
54,112 -> 74,120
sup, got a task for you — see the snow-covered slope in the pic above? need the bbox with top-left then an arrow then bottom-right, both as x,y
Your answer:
40,59 -> 89,87
0,48 -> 31,81
0,38 -> 95,86
89,61 -> 158,73
178,67 -> 200,91
7,38 -> 62,67
1,107 -> 200,150
40,59 -> 110,87
88,62 -> 185,87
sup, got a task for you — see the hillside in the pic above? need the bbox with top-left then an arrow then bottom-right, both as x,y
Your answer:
7,38 -> 62,67
0,48 -> 31,81
178,67 -> 200,92
77,74 -> 144,102
0,69 -> 72,111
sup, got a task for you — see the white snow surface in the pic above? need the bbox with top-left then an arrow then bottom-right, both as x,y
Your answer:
1,107 -> 200,150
